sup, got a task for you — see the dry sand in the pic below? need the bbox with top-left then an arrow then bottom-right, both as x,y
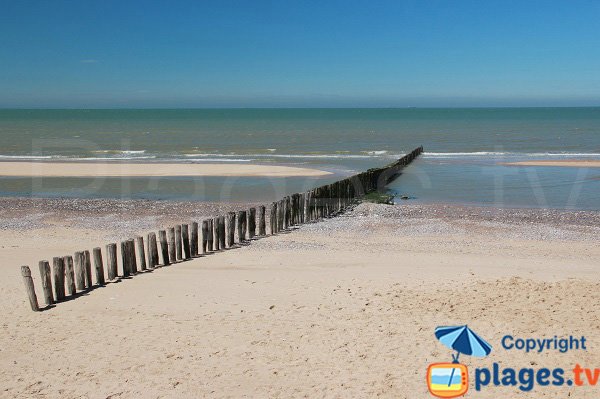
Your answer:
0,161 -> 332,177
1,199 -> 599,398
503,159 -> 600,168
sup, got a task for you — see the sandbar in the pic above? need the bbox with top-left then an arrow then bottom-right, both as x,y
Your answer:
503,159 -> 600,168
0,161 -> 332,177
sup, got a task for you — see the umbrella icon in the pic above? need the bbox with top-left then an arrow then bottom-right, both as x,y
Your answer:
435,325 -> 492,386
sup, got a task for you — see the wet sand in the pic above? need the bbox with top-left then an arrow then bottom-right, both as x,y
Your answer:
0,161 -> 332,177
503,159 -> 600,168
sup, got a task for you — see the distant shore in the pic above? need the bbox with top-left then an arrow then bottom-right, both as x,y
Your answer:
502,159 -> 600,168
0,161 -> 332,177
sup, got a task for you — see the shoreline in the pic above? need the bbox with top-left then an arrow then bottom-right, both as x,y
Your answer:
1,196 -> 599,233
0,161 -> 333,177
502,159 -> 600,168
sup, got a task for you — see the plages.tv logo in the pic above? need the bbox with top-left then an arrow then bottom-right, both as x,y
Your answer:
426,325 -> 492,398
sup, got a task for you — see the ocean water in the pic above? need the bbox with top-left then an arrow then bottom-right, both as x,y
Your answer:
0,108 -> 599,209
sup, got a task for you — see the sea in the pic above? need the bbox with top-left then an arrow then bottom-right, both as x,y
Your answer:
0,108 -> 599,210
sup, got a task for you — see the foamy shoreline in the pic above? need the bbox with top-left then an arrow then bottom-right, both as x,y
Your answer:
0,161 -> 332,177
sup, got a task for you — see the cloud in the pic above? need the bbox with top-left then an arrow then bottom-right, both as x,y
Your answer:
80,59 -> 98,64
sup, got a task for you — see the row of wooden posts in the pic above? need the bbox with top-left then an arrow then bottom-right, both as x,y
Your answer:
21,146 -> 423,311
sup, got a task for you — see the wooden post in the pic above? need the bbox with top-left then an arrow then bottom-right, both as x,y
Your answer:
219,216 -> 226,249
279,199 -> 285,230
148,232 -> 159,267
147,234 -> 155,268
106,244 -> 118,281
282,199 -> 288,230
270,202 -> 277,234
237,211 -> 244,242
248,208 -> 256,239
159,230 -> 169,266
136,236 -> 147,271
175,225 -> 182,261
93,247 -> 105,285
52,256 -> 65,300
227,212 -> 236,247
241,211 -> 247,240
74,251 -> 86,290
211,217 -> 218,250
127,240 -> 137,275
21,266 -> 39,311
201,221 -> 208,254
64,255 -> 76,295
168,227 -> 176,263
182,224 -> 191,259
190,222 -> 198,256
38,260 -> 53,306
84,250 -> 93,287
258,205 -> 266,236
207,219 -> 214,251
120,241 -> 130,277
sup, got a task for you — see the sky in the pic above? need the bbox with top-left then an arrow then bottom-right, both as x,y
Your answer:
1,0 -> 599,108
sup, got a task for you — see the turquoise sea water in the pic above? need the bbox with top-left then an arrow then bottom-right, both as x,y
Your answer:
0,108 -> 599,209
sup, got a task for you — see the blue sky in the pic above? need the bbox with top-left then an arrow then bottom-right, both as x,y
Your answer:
1,0 -> 599,108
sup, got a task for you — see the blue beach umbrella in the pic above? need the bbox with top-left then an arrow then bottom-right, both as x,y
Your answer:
435,325 -> 492,387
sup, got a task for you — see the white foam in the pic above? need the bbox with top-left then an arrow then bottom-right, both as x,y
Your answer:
92,150 -> 147,155
0,155 -> 58,160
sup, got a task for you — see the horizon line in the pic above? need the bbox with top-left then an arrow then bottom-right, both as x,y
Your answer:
1,105 -> 600,110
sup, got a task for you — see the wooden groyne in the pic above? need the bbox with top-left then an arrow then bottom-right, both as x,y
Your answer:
20,146 -> 423,311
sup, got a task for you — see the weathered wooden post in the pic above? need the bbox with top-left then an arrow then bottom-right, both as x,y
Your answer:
219,216 -> 226,249
84,250 -> 93,287
207,219 -> 214,252
159,230 -> 169,266
278,199 -> 285,230
136,236 -> 147,271
64,255 -> 76,295
201,220 -> 208,254
168,227 -> 176,263
227,212 -> 236,247
52,256 -> 65,300
127,240 -> 137,275
190,222 -> 198,256
93,247 -> 105,286
212,217 -> 220,251
74,251 -> 86,290
21,266 -> 39,311
120,241 -> 130,277
135,236 -> 148,271
282,198 -> 288,230
148,232 -> 159,267
147,234 -> 155,268
248,208 -> 256,239
182,224 -> 191,259
38,260 -> 53,306
175,225 -> 183,261
106,244 -> 118,281
270,202 -> 277,234
236,210 -> 244,242
303,192 -> 309,222
258,205 -> 266,236
291,194 -> 298,224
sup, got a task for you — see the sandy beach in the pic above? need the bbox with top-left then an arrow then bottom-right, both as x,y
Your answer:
0,162 -> 332,177
503,159 -> 600,168
1,198 -> 599,398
